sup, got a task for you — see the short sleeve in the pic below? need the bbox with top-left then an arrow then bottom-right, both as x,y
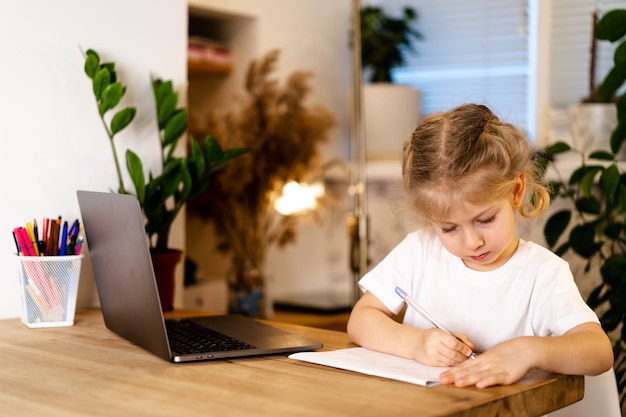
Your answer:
529,256 -> 600,336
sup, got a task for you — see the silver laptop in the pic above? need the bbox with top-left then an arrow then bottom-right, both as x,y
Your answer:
76,190 -> 322,363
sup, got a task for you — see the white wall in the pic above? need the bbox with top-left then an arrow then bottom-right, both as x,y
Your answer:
0,0 -> 187,319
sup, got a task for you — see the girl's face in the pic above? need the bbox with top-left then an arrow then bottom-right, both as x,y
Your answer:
431,178 -> 525,271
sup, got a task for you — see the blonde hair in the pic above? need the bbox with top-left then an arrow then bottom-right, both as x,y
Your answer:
401,103 -> 549,221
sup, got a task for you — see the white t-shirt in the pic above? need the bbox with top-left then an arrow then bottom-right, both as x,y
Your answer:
358,228 -> 600,353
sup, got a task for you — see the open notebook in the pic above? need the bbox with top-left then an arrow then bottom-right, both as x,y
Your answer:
290,347 -> 449,386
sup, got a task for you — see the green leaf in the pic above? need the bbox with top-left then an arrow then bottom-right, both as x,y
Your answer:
601,254 -> 626,288
575,196 -> 601,214
544,141 -> 571,155
618,184 -> 626,213
621,324 -> 626,347
580,167 -> 601,197
570,223 -> 602,258
618,93 -> 626,122
544,210 -> 571,248
223,147 -> 250,160
142,182 -> 165,235
616,41 -> 626,67
604,222 -> 623,239
201,135 -> 250,174
162,110 -> 187,146
599,164 -> 620,202
157,92 -> 178,129
568,166 -> 586,186
101,63 -> 117,83
204,135 -> 224,162
84,50 -> 100,79
589,150 -> 615,161
99,82 -> 124,115
553,241 -> 570,257
93,67 -> 111,102
188,136 -> 205,176
125,150 -> 145,203
153,79 -> 173,107
569,166 -> 603,187
177,160 -> 193,202
587,283 -> 609,309
600,65 -> 626,103
110,107 -> 136,135
596,10 -> 626,42
160,158 -> 184,199
600,306 -> 624,332
611,119 -> 626,155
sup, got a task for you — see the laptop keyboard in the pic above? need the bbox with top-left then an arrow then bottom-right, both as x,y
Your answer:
165,319 -> 256,355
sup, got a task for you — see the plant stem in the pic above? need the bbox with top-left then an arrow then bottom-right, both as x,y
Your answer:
99,113 -> 126,194
589,9 -> 598,99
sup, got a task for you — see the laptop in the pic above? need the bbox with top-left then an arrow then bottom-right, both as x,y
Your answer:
76,190 -> 322,363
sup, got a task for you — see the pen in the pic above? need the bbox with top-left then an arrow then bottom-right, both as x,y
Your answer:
395,286 -> 477,359
33,219 -> 39,244
66,220 -> 79,255
16,227 -> 35,256
33,219 -> 44,255
12,230 -> 22,255
53,220 -> 60,256
42,217 -> 50,254
75,233 -> 83,255
25,222 -> 39,256
59,221 -> 68,256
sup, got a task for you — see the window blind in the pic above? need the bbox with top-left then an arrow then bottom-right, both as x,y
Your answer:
550,0 -> 626,107
390,0 -> 530,133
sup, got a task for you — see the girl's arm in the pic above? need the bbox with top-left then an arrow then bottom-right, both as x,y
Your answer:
347,291 -> 474,366
440,322 -> 613,388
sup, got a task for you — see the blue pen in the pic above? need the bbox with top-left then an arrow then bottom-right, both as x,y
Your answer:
67,220 -> 79,255
59,221 -> 68,256
395,286 -> 477,359
68,219 -> 79,238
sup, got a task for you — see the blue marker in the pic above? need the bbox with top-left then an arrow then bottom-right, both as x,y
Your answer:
59,221 -> 68,256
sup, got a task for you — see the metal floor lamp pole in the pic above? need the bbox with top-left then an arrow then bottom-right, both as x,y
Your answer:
349,0 -> 368,306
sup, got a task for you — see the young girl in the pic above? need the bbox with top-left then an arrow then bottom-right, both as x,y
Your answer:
347,103 -> 613,388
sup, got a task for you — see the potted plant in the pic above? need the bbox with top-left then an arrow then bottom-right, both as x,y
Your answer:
542,8 -> 626,410
357,5 -> 423,159
569,8 -> 625,155
83,48 -> 248,310
359,5 -> 422,83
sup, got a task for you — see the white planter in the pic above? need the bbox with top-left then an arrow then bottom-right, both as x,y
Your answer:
569,103 -> 617,154
363,84 -> 421,160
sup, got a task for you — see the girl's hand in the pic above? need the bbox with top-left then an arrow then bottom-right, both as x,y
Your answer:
439,337 -> 534,388
412,328 -> 475,367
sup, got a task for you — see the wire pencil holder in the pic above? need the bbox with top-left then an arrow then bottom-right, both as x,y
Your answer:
15,255 -> 83,328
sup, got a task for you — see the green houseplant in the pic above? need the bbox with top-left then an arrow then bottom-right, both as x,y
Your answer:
83,48 -> 247,310
542,8 -> 626,410
359,5 -> 422,83
356,5 -> 423,159
595,9 -> 626,148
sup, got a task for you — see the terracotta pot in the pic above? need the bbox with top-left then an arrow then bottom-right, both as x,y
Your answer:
150,249 -> 182,312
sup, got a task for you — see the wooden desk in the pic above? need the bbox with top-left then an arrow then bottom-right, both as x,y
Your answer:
0,309 -> 583,417
273,308 -> 350,332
